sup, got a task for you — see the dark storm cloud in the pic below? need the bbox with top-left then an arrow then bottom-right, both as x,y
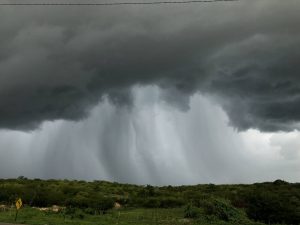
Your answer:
205,34 -> 300,131
0,0 -> 300,131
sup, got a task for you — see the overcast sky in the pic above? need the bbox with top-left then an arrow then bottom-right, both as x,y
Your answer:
0,0 -> 299,185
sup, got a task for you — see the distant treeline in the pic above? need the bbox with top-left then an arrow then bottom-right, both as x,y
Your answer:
0,177 -> 299,225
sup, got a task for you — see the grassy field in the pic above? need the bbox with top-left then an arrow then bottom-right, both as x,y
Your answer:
0,206 -> 263,225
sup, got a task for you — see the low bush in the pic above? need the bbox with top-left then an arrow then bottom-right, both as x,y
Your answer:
202,198 -> 240,221
183,203 -> 200,219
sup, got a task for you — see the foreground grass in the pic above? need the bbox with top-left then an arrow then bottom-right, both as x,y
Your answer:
0,207 -> 264,225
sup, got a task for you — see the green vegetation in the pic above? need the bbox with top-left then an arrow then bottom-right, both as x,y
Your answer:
0,177 -> 299,225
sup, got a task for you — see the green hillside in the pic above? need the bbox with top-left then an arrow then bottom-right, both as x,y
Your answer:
0,178 -> 299,225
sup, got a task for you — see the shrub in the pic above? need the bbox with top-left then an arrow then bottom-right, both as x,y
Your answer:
143,197 -> 160,208
90,196 -> 114,214
83,207 -> 95,215
202,198 -> 240,221
75,210 -> 85,219
245,190 -> 300,225
159,197 -> 185,208
184,204 -> 200,219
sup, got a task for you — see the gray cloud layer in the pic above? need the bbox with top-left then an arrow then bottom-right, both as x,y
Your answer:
1,0 -> 300,131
